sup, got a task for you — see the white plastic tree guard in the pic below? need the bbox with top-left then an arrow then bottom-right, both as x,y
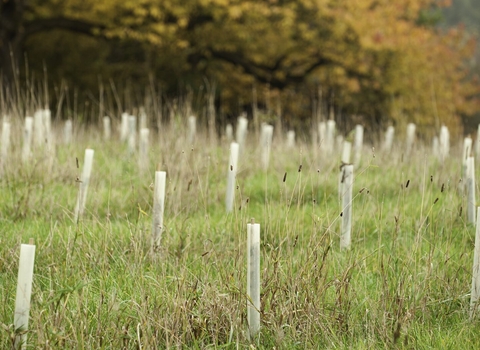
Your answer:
325,119 -> 336,155
247,222 -> 261,339
439,125 -> 449,161
103,116 -> 111,140
226,124 -> 233,142
353,124 -> 364,166
286,130 -> 295,148
22,117 -> 33,162
188,115 -> 196,144
139,128 -> 150,172
467,157 -> 476,225
1,120 -> 11,171
33,110 -> 44,147
64,120 -> 73,144
120,112 -> 129,142
340,165 -> 354,250
152,171 -> 166,251
260,124 -> 274,171
14,243 -> 36,350
405,123 -> 416,156
74,149 -> 95,222
236,115 -> 248,153
383,126 -> 394,153
471,207 -> 480,317
128,115 -> 137,155
226,142 -> 240,212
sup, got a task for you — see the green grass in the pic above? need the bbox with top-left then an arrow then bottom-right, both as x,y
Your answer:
1,121 -> 479,349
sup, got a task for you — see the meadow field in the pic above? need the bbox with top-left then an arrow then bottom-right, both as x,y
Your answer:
1,112 -> 479,349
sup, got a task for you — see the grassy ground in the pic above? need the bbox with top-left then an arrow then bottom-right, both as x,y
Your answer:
0,119 -> 479,349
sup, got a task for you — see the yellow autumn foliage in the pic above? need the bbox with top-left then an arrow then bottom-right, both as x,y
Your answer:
1,0 -> 477,132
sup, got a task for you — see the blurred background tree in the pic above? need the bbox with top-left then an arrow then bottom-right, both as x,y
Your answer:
1,0 -> 478,136
441,0 -> 480,134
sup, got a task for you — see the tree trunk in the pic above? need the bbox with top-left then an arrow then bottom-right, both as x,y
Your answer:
0,0 -> 106,87
0,0 -> 26,86
0,45 -> 16,85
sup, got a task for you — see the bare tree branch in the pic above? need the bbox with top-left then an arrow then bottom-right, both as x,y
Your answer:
24,17 -> 106,38
207,48 -> 370,90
